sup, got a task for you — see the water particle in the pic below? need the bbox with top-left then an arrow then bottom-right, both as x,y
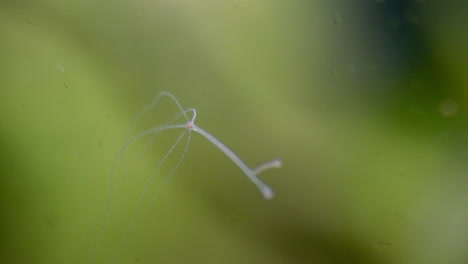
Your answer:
439,99 -> 459,117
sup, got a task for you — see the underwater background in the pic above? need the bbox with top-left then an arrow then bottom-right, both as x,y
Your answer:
1,1 -> 467,263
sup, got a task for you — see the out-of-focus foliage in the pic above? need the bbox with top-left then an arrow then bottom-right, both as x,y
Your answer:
1,1 -> 467,264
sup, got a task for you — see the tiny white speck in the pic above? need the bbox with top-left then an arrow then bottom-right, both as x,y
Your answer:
56,61 -> 65,72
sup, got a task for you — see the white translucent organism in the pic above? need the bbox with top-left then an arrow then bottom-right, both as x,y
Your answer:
91,91 -> 282,264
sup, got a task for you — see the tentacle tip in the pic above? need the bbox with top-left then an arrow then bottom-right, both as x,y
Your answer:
262,186 -> 275,200
271,158 -> 283,168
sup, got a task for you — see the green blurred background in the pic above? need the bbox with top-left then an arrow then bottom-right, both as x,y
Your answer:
1,0 -> 468,263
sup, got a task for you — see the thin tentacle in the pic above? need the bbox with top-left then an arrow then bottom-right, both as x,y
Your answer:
119,108 -> 196,185
91,97 -> 194,264
110,130 -> 188,264
127,91 -> 191,138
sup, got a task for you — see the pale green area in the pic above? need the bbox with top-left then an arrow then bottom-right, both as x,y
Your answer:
1,1 -> 467,264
